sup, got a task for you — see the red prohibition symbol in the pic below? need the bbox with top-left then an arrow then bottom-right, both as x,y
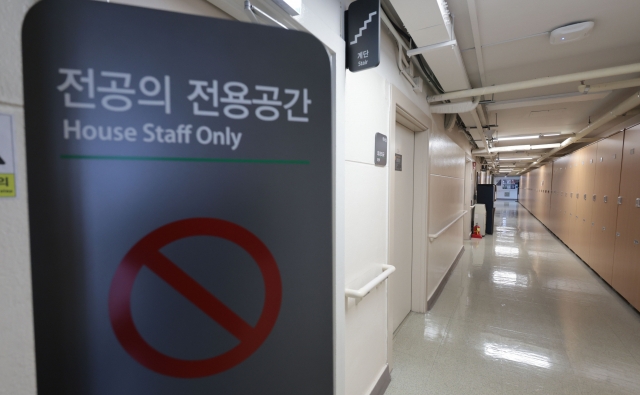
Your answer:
108,218 -> 282,378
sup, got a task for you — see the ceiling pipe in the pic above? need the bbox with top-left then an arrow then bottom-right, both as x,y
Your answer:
427,63 -> 640,103
430,96 -> 480,114
469,105 -> 497,168
469,102 -> 488,150
244,1 -> 260,23
407,40 -> 458,57
519,89 -> 640,174
380,11 -> 433,93
579,78 -> 640,94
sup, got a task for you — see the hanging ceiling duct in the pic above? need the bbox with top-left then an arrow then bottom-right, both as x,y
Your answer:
389,0 -> 471,92
429,96 -> 480,114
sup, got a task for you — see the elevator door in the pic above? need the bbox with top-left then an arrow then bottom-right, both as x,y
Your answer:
390,123 -> 414,332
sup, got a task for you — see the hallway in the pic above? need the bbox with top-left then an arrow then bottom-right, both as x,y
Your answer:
387,201 -> 640,395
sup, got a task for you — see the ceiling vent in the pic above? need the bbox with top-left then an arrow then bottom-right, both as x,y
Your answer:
550,22 -> 594,45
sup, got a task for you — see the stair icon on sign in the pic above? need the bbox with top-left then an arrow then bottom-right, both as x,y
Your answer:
0,156 -> 5,165
350,11 -> 377,45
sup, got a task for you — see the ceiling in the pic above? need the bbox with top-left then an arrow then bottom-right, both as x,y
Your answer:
441,0 -> 640,171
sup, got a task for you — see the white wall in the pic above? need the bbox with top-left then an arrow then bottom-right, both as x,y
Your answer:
343,68 -> 392,395
426,125 -> 465,300
342,2 -> 471,392
1,2 -> 38,394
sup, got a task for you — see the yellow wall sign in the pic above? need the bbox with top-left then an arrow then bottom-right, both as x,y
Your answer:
0,113 -> 16,198
0,174 -> 15,197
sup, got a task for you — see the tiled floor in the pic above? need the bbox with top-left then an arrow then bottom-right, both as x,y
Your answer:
386,201 -> 640,395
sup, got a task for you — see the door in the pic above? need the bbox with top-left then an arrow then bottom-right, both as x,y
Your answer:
390,122 -> 414,332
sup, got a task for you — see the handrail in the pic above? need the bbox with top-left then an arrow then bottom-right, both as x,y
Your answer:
345,265 -> 396,299
429,210 -> 468,242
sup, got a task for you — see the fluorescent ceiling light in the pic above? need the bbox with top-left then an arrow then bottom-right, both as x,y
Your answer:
498,157 -> 534,161
542,133 -> 561,137
494,135 -> 540,141
490,143 -> 561,153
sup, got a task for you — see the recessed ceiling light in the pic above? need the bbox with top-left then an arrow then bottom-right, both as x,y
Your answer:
550,22 -> 594,45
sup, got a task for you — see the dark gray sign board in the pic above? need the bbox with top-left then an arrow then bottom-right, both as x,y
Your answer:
375,133 -> 387,166
22,1 -> 332,394
346,0 -> 380,72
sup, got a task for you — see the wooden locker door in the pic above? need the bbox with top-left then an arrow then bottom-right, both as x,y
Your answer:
612,128 -> 640,307
589,133 -> 624,283
572,153 -> 582,252
558,158 -> 568,241
566,155 -> 579,251
577,144 -> 597,263
574,149 -> 586,259
550,162 -> 559,234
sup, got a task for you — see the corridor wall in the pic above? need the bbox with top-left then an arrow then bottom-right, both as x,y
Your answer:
520,127 -> 640,311
519,162 -> 551,224
427,127 -> 465,302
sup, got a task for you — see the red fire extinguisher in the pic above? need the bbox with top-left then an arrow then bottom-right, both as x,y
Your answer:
472,223 -> 483,239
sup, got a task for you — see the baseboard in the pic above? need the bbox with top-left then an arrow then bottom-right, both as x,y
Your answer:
427,246 -> 465,311
370,364 -> 391,395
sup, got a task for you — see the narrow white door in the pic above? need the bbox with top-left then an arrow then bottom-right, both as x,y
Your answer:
390,123 -> 414,332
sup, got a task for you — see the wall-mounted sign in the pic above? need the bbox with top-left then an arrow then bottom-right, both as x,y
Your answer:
346,0 -> 380,72
0,113 -> 16,198
395,154 -> 402,171
23,1 -> 332,394
375,133 -> 387,166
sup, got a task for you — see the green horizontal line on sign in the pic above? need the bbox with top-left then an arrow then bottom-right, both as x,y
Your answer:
60,154 -> 310,165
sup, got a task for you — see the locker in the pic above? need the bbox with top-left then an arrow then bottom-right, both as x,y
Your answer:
588,132 -> 624,284
612,128 -> 640,307
575,144 -> 597,263
565,153 -> 580,252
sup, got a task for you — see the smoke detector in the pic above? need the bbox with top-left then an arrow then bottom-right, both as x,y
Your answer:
550,22 -> 594,45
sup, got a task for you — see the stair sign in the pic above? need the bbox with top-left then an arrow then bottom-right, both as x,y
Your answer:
346,0 -> 380,72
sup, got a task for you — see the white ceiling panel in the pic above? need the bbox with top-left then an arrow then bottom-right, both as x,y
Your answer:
389,0 -> 446,32
422,45 -> 472,91
391,0 -> 640,157
474,0 -> 640,48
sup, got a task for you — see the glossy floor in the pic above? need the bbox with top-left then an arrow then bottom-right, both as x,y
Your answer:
387,201 -> 640,395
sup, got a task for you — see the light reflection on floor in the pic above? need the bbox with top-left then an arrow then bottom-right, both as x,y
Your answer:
386,201 -> 640,395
